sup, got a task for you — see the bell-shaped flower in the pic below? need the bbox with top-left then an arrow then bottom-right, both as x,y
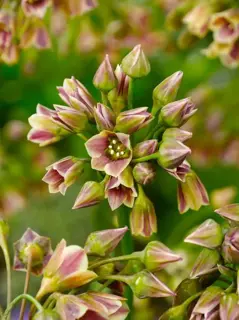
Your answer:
183,3 -> 212,38
21,0 -> 51,18
165,160 -> 191,182
57,77 -> 95,121
94,103 -> 115,131
133,139 -> 158,159
209,9 -> 239,44
222,227 -> 239,264
157,139 -> 191,169
68,0 -> 98,17
121,44 -> 150,78
27,104 -> 71,146
142,241 -> 182,271
220,293 -> 239,320
215,203 -> 239,223
0,10 -> 14,52
105,167 -> 137,210
190,248 -> 220,279
177,170 -> 209,213
93,54 -> 117,92
115,107 -> 153,134
130,185 -> 157,237
129,270 -> 175,298
133,162 -> 156,185
159,97 -> 197,127
108,65 -> 129,115
36,240 -> 97,300
42,156 -> 84,195
190,286 -> 223,320
73,181 -> 105,209
152,71 -> 183,114
20,21 -> 51,50
13,228 -> 52,275
85,130 -> 132,177
185,219 -> 223,249
84,227 -> 128,257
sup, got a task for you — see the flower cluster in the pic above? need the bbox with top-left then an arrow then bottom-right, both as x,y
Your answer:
160,203 -> 239,319
166,0 -> 239,68
0,221 -> 182,319
28,45 -> 209,237
0,0 -> 98,65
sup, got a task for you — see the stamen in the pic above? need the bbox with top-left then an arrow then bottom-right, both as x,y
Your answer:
120,151 -> 124,155
112,139 -> 117,145
109,145 -> 113,149
110,150 -> 114,155
116,152 -> 120,157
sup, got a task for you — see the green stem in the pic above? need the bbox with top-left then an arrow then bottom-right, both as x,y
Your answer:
132,152 -> 159,164
98,274 -> 131,284
89,252 -> 141,270
77,133 -> 88,142
2,294 -> 43,320
128,78 -> 134,109
0,236 -> 11,307
0,305 -> 3,318
19,253 -> 32,320
181,291 -> 202,307
101,91 -> 109,106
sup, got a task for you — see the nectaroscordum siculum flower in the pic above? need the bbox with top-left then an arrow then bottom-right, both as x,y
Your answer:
27,45 -> 209,235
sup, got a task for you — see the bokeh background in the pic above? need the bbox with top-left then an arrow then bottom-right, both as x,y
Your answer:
1,0 -> 239,318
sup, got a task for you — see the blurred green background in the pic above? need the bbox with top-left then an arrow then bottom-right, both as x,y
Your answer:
1,0 -> 239,318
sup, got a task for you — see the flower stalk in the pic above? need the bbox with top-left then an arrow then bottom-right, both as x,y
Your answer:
19,253 -> 33,320
0,230 -> 11,307
89,252 -> 141,270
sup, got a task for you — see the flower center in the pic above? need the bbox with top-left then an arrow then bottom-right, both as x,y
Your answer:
105,137 -> 130,160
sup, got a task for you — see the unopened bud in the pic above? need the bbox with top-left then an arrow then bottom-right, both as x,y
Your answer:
190,248 -> 220,279
162,128 -> 192,142
33,310 -> 61,320
222,228 -> 239,264
73,181 -> 105,209
133,140 -> 158,159
133,162 -> 156,185
152,71 -> 183,115
93,55 -> 117,92
220,293 -> 239,320
215,204 -> 239,223
121,44 -> 150,78
94,103 -> 115,131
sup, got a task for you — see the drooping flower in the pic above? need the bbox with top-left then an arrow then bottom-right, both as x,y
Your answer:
177,170 -> 209,213
165,160 -> 191,182
130,185 -> 157,237
21,0 -> 51,18
36,239 -> 97,299
0,10 -> 14,52
73,181 -> 105,209
85,131 -> 132,177
20,21 -> 51,50
57,77 -> 95,121
115,107 -> 153,134
68,0 -> 98,17
84,227 -> 128,257
105,167 -> 137,210
13,228 -> 52,275
42,157 -> 84,195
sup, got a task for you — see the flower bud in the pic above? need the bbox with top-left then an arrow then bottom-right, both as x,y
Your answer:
190,248 -> 220,279
73,181 -> 105,209
133,162 -> 156,185
121,44 -> 150,78
142,241 -> 182,271
185,219 -> 223,249
108,65 -> 129,115
222,228 -> 239,264
84,227 -> 128,257
215,204 -> 239,223
159,304 -> 188,320
129,270 -> 175,298
152,71 -> 183,115
165,160 -> 191,182
177,171 -> 209,214
93,54 -> 117,92
162,128 -> 192,142
13,228 -> 52,275
22,0 -> 51,18
159,98 -> 197,127
43,156 -> 84,195
130,185 -> 157,237
190,286 -> 223,319
220,293 -> 239,320
94,103 -> 115,131
218,265 -> 235,279
133,140 -> 158,159
33,310 -> 61,320
115,107 -> 153,134
157,139 -> 191,169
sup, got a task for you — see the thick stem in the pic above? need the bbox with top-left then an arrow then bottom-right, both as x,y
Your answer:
128,78 -> 134,109
132,152 -> 159,164
77,133 -> 88,142
19,253 -> 32,320
89,252 -> 141,270
101,91 -> 109,106
2,294 -> 43,320
0,236 -> 11,307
